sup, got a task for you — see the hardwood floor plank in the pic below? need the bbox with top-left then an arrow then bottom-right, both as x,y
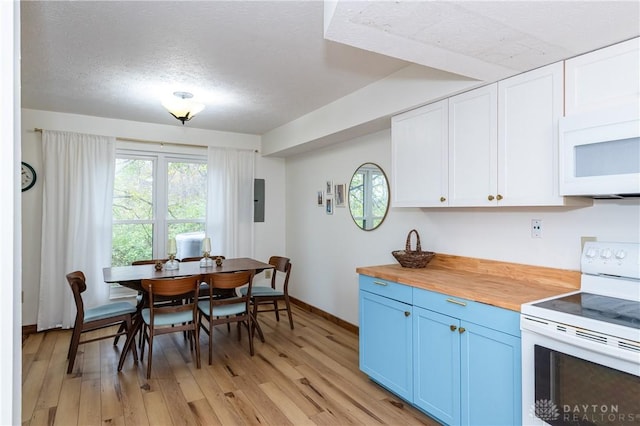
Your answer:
250,348 -> 323,418
27,407 -> 55,426
187,398 -> 222,426
34,332 -> 67,413
33,330 -> 57,362
78,379 -> 101,426
142,391 -> 173,426
100,368 -> 124,422
309,409 -> 356,426
259,381 -> 317,426
22,331 -> 45,383
114,368 -> 150,426
164,333 -> 200,379
299,342 -> 390,400
22,360 -> 48,421
295,364 -> 389,425
52,376 -> 81,426
230,374 -> 293,426
221,388 -> 270,425
157,378 -> 199,425
80,334 -> 102,381
185,362 -> 245,426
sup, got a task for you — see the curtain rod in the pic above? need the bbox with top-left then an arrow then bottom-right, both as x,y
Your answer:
33,128 -> 259,153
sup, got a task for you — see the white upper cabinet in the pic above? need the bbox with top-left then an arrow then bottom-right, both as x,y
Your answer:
392,100 -> 448,207
565,37 -> 640,116
497,62 -> 575,206
448,84 -> 498,206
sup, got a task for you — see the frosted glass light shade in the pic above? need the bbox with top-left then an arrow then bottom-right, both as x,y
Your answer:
162,92 -> 205,124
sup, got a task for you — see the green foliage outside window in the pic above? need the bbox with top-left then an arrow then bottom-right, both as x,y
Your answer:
111,157 -> 207,266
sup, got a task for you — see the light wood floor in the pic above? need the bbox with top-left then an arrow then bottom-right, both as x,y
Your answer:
22,304 -> 441,425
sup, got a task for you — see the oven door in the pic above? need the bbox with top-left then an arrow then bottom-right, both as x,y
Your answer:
522,318 -> 640,426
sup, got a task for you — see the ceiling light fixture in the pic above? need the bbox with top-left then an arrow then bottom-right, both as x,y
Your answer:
162,91 -> 205,125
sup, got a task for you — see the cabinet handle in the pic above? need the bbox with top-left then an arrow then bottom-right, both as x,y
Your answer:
450,325 -> 457,332
404,311 -> 410,317
446,298 -> 467,307
373,280 -> 387,286
496,194 -> 503,201
487,195 -> 495,201
458,327 -> 466,334
440,196 -> 446,202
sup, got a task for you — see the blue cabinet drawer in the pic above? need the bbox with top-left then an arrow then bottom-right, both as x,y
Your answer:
413,287 -> 520,337
359,275 -> 413,305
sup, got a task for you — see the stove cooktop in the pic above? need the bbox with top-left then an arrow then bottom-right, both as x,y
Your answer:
532,292 -> 640,330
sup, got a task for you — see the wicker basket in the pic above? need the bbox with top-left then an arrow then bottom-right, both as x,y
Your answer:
392,229 -> 435,268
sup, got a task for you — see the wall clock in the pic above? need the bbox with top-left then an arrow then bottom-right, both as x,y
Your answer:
21,161 -> 37,192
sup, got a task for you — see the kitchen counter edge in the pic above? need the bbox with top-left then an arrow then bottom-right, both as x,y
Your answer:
356,254 -> 581,312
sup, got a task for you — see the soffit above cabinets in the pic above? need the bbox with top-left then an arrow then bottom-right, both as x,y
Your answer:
324,1 -> 640,82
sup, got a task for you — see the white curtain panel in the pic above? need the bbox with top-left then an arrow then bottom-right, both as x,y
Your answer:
206,147 -> 255,258
37,130 -> 116,331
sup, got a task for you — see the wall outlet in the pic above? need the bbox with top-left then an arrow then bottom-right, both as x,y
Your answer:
265,270 -> 272,279
531,219 -> 542,238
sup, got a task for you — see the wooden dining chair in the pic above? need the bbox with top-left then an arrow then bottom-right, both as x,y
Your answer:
198,270 -> 262,364
140,275 -> 202,379
113,258 -> 174,347
180,256 -> 232,299
240,256 -> 294,330
66,271 -> 139,374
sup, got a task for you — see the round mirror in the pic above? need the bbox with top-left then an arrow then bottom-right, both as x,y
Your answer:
348,163 -> 390,231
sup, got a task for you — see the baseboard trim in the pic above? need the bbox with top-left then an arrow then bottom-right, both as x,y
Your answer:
290,297 -> 358,335
22,324 -> 38,343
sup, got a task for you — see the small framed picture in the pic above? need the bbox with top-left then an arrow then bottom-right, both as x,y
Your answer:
325,180 -> 333,195
326,198 -> 333,215
317,190 -> 324,206
335,184 -> 346,207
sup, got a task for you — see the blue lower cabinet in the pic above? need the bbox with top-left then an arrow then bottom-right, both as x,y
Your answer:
461,322 -> 522,425
359,275 -> 522,426
359,289 -> 413,401
414,307 -> 461,425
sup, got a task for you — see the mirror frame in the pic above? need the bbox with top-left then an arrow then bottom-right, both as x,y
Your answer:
348,162 -> 390,231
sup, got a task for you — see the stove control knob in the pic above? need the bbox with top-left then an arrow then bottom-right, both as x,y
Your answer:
615,250 -> 627,260
600,248 -> 612,259
585,248 -> 598,258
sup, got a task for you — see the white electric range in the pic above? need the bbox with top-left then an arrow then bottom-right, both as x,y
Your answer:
520,241 -> 640,426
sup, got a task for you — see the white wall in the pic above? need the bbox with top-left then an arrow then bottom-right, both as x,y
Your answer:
21,108 -> 286,325
285,129 -> 640,326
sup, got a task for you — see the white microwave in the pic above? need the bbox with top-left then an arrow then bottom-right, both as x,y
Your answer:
559,104 -> 640,198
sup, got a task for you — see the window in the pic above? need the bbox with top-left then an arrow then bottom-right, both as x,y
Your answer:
112,143 -> 207,267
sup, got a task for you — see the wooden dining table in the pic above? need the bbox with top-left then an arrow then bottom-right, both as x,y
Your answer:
103,257 -> 274,371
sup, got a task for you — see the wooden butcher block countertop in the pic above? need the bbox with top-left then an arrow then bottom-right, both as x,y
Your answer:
356,253 -> 581,312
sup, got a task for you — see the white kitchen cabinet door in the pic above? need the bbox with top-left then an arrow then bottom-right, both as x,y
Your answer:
448,84 -> 498,206
565,37 -> 640,116
392,100 -> 449,207
497,62 -> 565,206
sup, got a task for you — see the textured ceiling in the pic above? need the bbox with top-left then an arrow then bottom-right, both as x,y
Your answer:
20,1 -> 409,135
21,1 -> 640,136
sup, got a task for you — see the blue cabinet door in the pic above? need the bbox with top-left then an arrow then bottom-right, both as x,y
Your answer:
460,322 -> 522,426
413,306 -> 461,426
359,290 -> 413,401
